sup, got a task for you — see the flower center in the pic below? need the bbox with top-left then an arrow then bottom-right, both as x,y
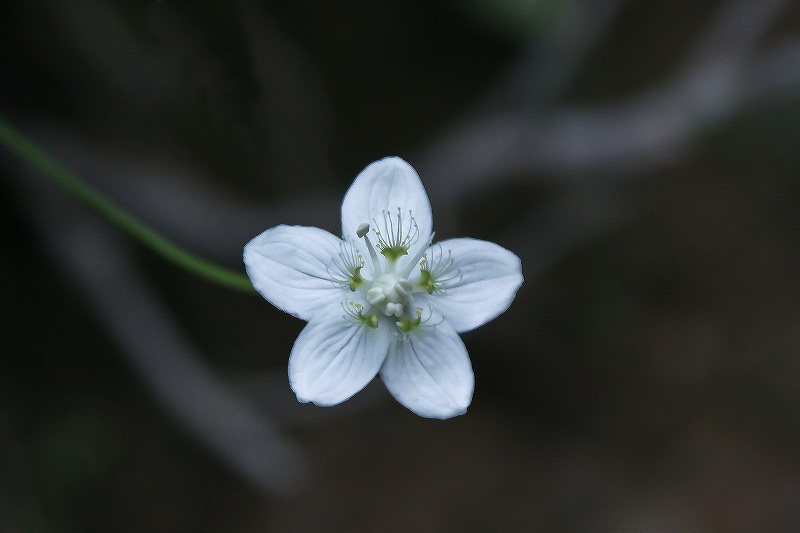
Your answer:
367,273 -> 414,317
354,215 -> 434,331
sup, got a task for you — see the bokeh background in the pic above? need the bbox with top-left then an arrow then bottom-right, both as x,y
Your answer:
3,0 -> 800,531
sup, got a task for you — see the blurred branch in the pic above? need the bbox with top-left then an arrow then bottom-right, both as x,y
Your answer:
419,0 -> 796,207
688,0 -> 786,67
747,37 -> 800,97
506,187 -> 633,285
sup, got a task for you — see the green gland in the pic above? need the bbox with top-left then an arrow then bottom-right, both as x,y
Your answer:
359,310 -> 379,329
348,268 -> 364,291
380,245 -> 408,263
417,269 -> 435,294
348,302 -> 378,328
396,309 -> 423,332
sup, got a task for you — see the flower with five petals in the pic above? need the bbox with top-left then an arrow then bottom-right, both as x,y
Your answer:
244,157 -> 523,418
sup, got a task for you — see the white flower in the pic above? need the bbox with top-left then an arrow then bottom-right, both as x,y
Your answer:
243,157 -> 523,419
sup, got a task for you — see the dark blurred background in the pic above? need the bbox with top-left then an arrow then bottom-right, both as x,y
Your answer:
3,0 -> 800,531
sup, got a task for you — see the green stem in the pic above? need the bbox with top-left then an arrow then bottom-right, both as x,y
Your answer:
0,117 -> 255,293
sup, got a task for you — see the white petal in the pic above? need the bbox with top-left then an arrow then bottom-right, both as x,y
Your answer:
289,304 -> 392,406
341,157 -> 433,253
420,238 -> 523,333
380,320 -> 474,419
243,225 -> 345,321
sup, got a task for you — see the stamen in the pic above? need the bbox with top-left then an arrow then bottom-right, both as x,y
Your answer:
395,306 -> 441,334
357,223 -> 383,276
341,301 -> 359,321
372,208 -> 420,263
326,239 -> 365,291
415,243 -> 461,294
341,301 -> 378,328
